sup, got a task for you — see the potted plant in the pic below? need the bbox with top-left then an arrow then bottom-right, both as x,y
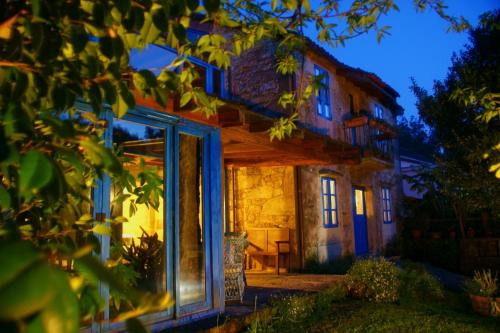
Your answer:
429,230 -> 442,240
411,228 -> 423,240
448,227 -> 457,239
465,270 -> 498,316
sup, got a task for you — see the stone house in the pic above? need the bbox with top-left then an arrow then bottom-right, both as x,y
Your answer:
81,21 -> 402,331
224,38 -> 402,270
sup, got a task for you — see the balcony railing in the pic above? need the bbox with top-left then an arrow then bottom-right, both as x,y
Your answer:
343,114 -> 397,163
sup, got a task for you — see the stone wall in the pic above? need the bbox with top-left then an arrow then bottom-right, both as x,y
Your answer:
299,164 -> 399,263
228,166 -> 296,229
226,166 -> 299,270
299,165 -> 354,262
229,40 -> 291,113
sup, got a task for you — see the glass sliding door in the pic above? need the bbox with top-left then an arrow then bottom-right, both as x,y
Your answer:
176,129 -> 212,314
88,106 -> 222,331
107,117 -> 171,322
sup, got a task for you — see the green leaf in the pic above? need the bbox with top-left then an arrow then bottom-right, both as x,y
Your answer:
51,85 -> 67,110
113,95 -> 129,118
203,0 -> 220,13
0,184 -> 11,210
152,9 -> 168,33
25,273 -> 79,333
92,3 -> 105,27
99,36 -> 114,58
126,318 -> 149,333
115,0 -> 131,15
180,92 -> 192,107
0,262 -> 59,320
70,26 -> 88,53
0,241 -> 42,289
140,13 -> 161,46
138,69 -> 157,87
91,223 -> 111,236
19,151 -> 53,195
187,0 -> 199,11
173,23 -> 187,42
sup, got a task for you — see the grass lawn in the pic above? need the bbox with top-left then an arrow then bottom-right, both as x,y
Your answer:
246,288 -> 500,333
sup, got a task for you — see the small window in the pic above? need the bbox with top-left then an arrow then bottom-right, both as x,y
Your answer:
375,104 -> 384,119
191,61 -> 224,98
349,94 -> 355,114
321,177 -> 338,227
382,187 -> 392,224
314,65 -> 331,119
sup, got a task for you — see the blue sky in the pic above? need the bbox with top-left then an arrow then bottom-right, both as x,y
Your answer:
310,0 -> 498,120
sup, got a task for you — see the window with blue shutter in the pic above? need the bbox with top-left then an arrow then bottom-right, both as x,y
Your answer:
382,187 -> 393,224
314,65 -> 331,120
321,177 -> 338,228
375,104 -> 384,119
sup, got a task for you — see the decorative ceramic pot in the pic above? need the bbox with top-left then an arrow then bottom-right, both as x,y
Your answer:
430,231 -> 442,240
469,294 -> 491,316
411,229 -> 422,240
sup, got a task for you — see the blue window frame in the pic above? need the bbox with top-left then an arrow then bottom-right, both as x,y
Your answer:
130,44 -> 225,98
375,104 -> 384,119
321,177 -> 338,227
314,65 -> 331,119
382,187 -> 392,224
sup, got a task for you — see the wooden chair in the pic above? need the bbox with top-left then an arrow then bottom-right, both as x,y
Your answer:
246,228 -> 290,275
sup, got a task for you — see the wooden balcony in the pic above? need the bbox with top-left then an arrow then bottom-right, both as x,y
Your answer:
344,114 -> 397,172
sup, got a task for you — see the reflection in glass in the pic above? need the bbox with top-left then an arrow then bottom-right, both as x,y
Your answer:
179,134 -> 206,306
355,189 -> 364,215
109,119 -> 165,317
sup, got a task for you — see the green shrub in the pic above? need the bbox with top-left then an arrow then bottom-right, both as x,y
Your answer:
303,254 -> 355,274
313,284 -> 347,319
344,257 -> 400,302
318,284 -> 347,303
399,262 -> 444,300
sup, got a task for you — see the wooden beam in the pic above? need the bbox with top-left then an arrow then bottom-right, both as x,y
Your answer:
224,150 -> 290,160
223,143 -> 273,154
244,120 -> 274,133
224,157 -> 329,167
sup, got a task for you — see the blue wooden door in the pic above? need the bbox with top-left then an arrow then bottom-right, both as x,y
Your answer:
352,187 -> 369,256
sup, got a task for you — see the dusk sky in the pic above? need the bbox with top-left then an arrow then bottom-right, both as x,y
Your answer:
312,0 -> 499,120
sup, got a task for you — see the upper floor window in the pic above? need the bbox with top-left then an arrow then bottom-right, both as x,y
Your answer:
382,187 -> 392,224
321,177 -> 338,228
349,94 -> 355,114
375,104 -> 384,119
314,65 -> 331,120
130,43 -> 225,98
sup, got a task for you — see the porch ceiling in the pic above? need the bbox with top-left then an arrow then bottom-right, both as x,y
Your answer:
219,102 -> 360,167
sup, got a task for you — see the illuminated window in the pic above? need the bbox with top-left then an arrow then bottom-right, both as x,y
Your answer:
382,187 -> 392,224
314,65 -> 331,119
354,189 -> 365,215
321,177 -> 338,227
